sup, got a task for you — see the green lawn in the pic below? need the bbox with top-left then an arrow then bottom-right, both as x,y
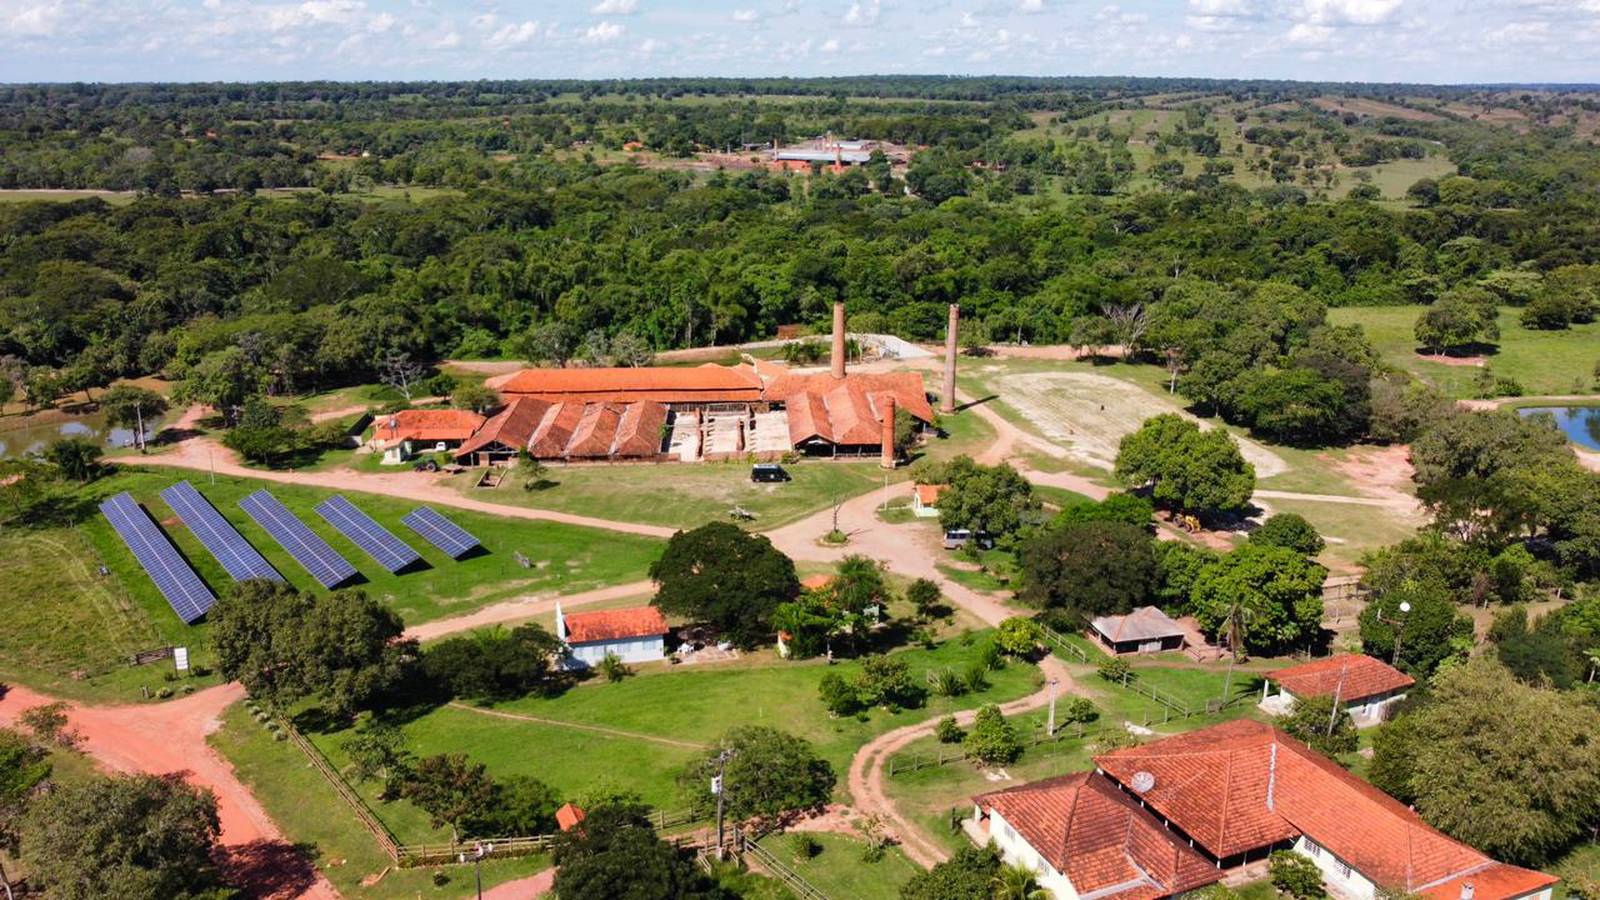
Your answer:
756,832 -> 923,900
209,703 -> 549,898
1257,495 -> 1422,568
1330,305 -> 1600,399
305,631 -> 1043,837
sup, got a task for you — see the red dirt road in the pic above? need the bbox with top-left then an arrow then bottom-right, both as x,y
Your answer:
0,682 -> 337,899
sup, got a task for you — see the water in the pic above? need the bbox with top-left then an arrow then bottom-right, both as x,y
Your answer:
1517,406 -> 1600,452
0,410 -> 165,459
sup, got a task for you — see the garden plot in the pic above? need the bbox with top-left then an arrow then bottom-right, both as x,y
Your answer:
993,371 -> 1287,477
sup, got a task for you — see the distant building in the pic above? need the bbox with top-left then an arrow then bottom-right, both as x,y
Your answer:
373,409 -> 486,464
912,483 -> 947,518
555,803 -> 587,832
1088,605 -> 1187,655
1260,653 -> 1415,727
555,603 -> 669,669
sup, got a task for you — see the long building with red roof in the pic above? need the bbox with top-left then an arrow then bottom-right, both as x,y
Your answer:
1260,653 -> 1415,727
971,720 -> 1556,900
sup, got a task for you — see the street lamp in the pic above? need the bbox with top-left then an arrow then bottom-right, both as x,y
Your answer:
459,841 -> 494,900
1388,600 -> 1412,667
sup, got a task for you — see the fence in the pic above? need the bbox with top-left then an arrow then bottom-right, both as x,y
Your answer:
128,646 -> 175,666
1040,623 -> 1199,722
395,834 -> 558,868
278,720 -> 402,862
1038,624 -> 1089,663
735,830 -> 831,900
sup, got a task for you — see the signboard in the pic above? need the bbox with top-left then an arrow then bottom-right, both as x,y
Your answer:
174,646 -> 190,672
710,775 -> 723,796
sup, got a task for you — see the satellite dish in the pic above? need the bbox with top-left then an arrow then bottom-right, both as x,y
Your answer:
1130,771 -> 1157,793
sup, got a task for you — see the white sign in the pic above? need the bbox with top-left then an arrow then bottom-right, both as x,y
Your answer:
710,775 -> 723,796
174,647 -> 190,672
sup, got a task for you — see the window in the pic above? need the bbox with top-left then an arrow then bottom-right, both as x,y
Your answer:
1305,840 -> 1322,858
1003,823 -> 1016,842
1337,861 -> 1352,880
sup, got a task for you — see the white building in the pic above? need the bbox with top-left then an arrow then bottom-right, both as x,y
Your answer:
911,483 -> 947,518
1259,653 -> 1415,727
554,603 -> 668,669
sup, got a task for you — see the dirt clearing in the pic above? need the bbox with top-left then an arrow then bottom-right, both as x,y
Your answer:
992,371 -> 1287,477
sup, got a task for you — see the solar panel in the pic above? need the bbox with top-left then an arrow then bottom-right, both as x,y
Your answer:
314,494 -> 421,573
159,481 -> 282,584
239,489 -> 358,589
99,492 -> 216,624
401,506 -> 481,559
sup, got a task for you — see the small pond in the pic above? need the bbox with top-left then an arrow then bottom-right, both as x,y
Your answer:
1517,406 -> 1600,452
0,410 -> 166,459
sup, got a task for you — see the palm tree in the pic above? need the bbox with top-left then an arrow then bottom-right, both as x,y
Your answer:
1219,598 -> 1257,706
1585,647 -> 1600,684
992,862 -> 1051,900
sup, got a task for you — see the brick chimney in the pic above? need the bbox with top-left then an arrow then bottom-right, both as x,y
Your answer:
942,303 -> 959,414
880,396 -> 896,469
831,302 -> 847,379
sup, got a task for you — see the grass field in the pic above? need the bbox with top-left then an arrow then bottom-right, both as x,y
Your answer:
1,467 -> 660,702
209,703 -> 549,897
756,832 -> 923,899
304,630 -> 1042,838
1330,305 -> 1600,398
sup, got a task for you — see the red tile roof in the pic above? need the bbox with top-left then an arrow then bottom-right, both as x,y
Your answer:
1268,654 -> 1415,704
764,370 -> 935,424
375,408 -> 486,445
612,401 -> 667,457
1094,720 -> 1553,897
454,397 -> 549,458
914,483 -> 948,506
529,401 -> 585,458
556,803 -> 586,832
499,365 -> 764,404
1421,864 -> 1559,900
565,402 -> 625,459
562,606 -> 669,644
976,772 -> 1221,899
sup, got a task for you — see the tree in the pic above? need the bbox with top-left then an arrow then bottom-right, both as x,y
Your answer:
376,348 -> 426,401
993,863 -> 1050,900
1115,414 -> 1255,516
833,554 -> 892,619
679,726 -> 834,822
175,346 -> 261,423
1358,582 -> 1474,677
399,754 -> 497,841
553,803 -> 721,900
936,456 -> 1038,539
341,721 -> 413,788
1250,513 -> 1325,556
817,671 -> 861,717
422,624 -> 565,701
1414,290 -> 1499,355
994,617 -> 1043,656
854,655 -> 925,710
1054,493 -> 1153,528
19,702 -> 72,747
1280,694 -> 1358,756
1190,544 -> 1326,654
1372,657 -> 1600,865
906,578 -> 943,619
1269,850 -> 1327,900
1017,520 -> 1155,617
44,436 -> 103,483
209,581 -> 411,716
99,384 -> 168,450
963,705 -> 1021,765
19,773 -> 225,900
649,522 -> 799,648
901,844 -> 1000,900
1234,367 -> 1353,446
609,331 -> 655,367
450,381 -> 498,413
0,726 -> 49,886
474,775 -> 562,836
517,321 -> 576,367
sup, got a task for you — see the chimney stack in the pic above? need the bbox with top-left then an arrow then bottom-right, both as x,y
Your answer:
880,396 -> 896,469
941,304 -> 959,413
831,302 -> 847,379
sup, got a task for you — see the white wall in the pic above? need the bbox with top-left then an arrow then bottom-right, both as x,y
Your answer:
984,808 -> 1078,900
1295,836 -> 1377,900
568,636 -> 665,668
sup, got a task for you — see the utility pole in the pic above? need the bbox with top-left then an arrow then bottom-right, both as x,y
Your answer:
459,842 -> 493,900
134,401 -> 145,452
1046,677 -> 1060,736
713,749 -> 735,860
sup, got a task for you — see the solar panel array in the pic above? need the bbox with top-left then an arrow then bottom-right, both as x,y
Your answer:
239,489 -> 358,588
99,492 -> 216,624
315,494 -> 422,573
160,481 -> 282,584
402,506 -> 481,559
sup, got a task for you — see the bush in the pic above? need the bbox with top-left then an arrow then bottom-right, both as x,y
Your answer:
930,668 -> 967,698
597,651 -> 631,684
963,662 -> 990,693
994,617 -> 1043,656
792,833 -> 822,861
1097,657 -> 1131,682
1250,513 -> 1325,556
818,672 -> 861,717
1062,697 -> 1099,725
963,705 -> 1022,765
1269,850 -> 1326,900
935,716 -> 965,744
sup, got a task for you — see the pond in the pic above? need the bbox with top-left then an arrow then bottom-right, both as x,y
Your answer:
1517,406 -> 1600,452
0,410 -> 166,459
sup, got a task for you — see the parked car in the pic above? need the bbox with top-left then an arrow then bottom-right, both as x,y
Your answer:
751,463 -> 792,483
942,528 -> 994,550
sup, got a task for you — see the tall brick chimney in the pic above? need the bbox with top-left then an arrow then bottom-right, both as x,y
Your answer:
941,303 -> 959,413
880,396 -> 896,469
831,302 -> 847,379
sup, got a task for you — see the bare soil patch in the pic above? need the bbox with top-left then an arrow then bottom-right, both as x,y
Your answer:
1322,444 -> 1416,503
992,371 -> 1288,477
1417,352 -> 1486,368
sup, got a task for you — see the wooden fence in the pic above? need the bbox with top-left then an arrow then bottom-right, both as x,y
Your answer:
278,721 -> 402,861
733,829 -> 830,900
1040,624 -> 1198,721
394,834 -> 558,868
1038,624 -> 1089,663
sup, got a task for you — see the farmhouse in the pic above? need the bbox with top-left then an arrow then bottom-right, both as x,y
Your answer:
373,409 -> 486,464
1088,605 -> 1187,655
973,720 -> 1557,900
555,603 -> 669,669
1259,653 -> 1415,727
911,483 -> 947,518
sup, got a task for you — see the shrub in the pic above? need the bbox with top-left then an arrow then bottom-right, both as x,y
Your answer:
792,834 -> 822,861
994,617 -> 1043,656
963,705 -> 1022,765
930,668 -> 968,698
907,578 -> 943,619
597,651 -> 631,684
1269,850 -> 1326,900
963,662 -> 990,693
818,672 -> 861,717
1250,513 -> 1325,556
980,641 -> 1005,671
1062,697 -> 1099,725
1098,657 -> 1131,682
935,716 -> 965,744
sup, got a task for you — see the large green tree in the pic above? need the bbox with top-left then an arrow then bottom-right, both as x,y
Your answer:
935,456 -> 1038,539
678,726 -> 835,822
1016,520 -> 1155,618
98,383 -> 169,449
649,522 -> 798,648
1114,414 -> 1255,516
1190,544 -> 1326,654
552,803 -> 722,900
1358,581 -> 1474,677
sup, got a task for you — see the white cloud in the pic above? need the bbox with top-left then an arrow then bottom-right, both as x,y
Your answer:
589,0 -> 637,14
1302,0 -> 1404,24
637,36 -> 661,52
264,0 -> 365,31
486,20 -> 543,47
731,8 -> 759,21
843,0 -> 880,25
1287,21 -> 1334,41
820,35 -> 840,51
428,29 -> 461,48
5,0 -> 67,35
1019,0 -> 1045,10
367,11 -> 395,31
581,20 -> 623,42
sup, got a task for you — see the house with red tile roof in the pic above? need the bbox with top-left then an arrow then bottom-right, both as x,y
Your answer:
453,397 -> 549,466
1060,720 -> 1557,900
1260,654 -> 1415,727
555,602 -> 669,669
373,408 -> 487,463
911,483 -> 948,518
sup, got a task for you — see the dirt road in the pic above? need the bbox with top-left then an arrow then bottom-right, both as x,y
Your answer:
404,579 -> 655,641
0,683 -> 337,900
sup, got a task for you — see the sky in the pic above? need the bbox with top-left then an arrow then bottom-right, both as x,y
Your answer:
1,0 -> 1598,85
